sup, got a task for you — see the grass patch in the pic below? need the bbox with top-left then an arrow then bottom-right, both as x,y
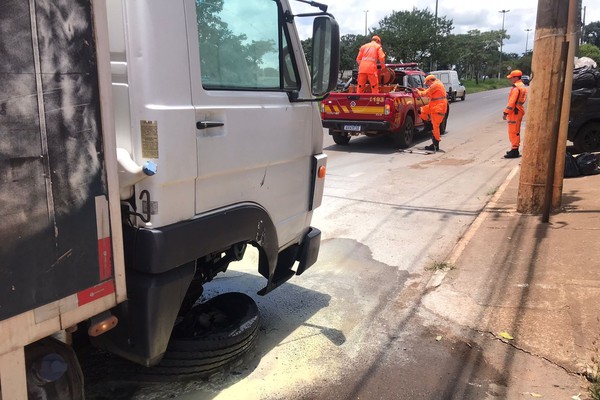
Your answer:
427,261 -> 455,272
590,377 -> 600,400
589,338 -> 600,400
462,78 -> 512,94
487,186 -> 499,196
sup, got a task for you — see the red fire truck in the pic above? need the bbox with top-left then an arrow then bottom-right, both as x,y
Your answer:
321,63 -> 449,148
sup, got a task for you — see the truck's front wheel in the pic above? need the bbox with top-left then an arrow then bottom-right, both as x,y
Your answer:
392,115 -> 414,148
331,130 -> 351,145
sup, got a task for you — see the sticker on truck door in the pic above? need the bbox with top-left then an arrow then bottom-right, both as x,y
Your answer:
141,120 -> 159,158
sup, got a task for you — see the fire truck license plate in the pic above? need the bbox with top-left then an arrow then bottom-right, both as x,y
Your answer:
344,125 -> 361,132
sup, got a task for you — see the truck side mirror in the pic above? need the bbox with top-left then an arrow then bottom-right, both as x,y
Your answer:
310,16 -> 340,97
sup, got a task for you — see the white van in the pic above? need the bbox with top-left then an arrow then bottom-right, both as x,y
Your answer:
430,70 -> 466,102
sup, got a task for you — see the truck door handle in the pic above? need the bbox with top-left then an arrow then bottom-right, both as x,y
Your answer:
347,96 -> 360,100
196,121 -> 224,130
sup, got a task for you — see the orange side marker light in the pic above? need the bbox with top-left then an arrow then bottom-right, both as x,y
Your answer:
318,165 -> 326,179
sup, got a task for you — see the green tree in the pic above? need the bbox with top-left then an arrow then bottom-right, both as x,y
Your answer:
446,30 -> 503,83
579,43 -> 600,65
514,51 -> 533,75
374,8 -> 453,66
247,40 -> 276,65
301,38 -> 312,66
339,34 -> 364,74
583,21 -> 600,47
196,0 -> 276,82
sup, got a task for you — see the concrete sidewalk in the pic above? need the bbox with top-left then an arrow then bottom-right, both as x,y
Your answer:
425,165 -> 600,398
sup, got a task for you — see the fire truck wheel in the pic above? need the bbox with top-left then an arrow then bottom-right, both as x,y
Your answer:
331,131 -> 351,145
25,337 -> 85,400
392,115 -> 414,148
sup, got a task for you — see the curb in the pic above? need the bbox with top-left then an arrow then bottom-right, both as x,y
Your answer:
426,164 -> 521,288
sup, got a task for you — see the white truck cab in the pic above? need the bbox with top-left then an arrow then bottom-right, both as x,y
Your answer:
97,0 -> 339,366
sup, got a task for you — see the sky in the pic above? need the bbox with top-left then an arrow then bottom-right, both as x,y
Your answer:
291,0 -> 600,56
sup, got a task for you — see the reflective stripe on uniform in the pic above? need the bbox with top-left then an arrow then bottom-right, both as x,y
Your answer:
431,97 -> 446,101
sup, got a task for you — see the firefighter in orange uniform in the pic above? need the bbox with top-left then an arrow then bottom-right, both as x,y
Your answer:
356,35 -> 386,94
417,75 -> 448,151
503,70 -> 528,158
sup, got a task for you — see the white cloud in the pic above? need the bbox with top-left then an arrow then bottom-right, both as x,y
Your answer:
291,0 -> 599,56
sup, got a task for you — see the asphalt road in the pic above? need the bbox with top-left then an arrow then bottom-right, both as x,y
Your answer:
92,88 -> 535,400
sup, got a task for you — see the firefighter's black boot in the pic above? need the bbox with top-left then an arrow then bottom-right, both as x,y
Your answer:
424,139 -> 439,151
504,148 -> 520,158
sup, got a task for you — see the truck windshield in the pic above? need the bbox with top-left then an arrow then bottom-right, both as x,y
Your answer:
196,0 -> 299,91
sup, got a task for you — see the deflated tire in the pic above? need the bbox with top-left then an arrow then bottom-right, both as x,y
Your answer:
97,292 -> 260,382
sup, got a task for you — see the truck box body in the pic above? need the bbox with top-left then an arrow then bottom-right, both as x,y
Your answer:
0,1 -> 125,397
0,0 -> 121,321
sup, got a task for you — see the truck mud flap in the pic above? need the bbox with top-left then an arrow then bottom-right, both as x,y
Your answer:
296,227 -> 321,275
258,227 -> 321,295
90,262 -> 196,366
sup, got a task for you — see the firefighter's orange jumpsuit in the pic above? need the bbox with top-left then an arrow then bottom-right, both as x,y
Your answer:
503,80 -> 527,150
356,37 -> 385,94
418,78 -> 448,142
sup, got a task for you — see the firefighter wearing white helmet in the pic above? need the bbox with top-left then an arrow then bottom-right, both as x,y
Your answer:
417,74 -> 448,151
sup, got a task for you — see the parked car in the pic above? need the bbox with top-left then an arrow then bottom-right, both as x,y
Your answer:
568,66 -> 600,153
430,70 -> 466,102
521,75 -> 531,85
568,89 -> 600,153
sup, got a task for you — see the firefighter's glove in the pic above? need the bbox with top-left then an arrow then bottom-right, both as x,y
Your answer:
502,113 -> 508,121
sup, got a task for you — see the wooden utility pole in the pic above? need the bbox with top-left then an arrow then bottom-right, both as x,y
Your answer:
552,0 -> 581,208
517,0 -> 570,214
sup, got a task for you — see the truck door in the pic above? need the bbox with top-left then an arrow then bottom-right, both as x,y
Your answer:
184,0 -> 316,247
410,75 -> 427,125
